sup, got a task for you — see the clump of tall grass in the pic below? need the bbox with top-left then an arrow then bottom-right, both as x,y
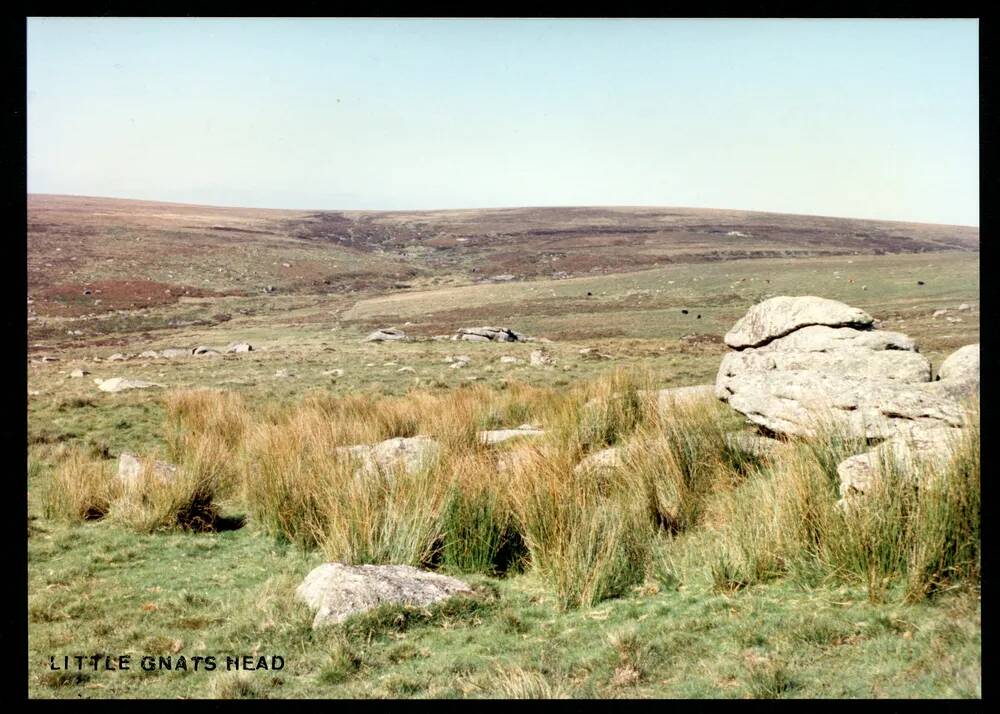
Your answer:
241,403 -> 448,563
108,437 -> 230,533
41,447 -> 119,521
627,393 -> 749,532
508,444 -> 654,609
439,453 -> 523,574
163,389 -> 250,500
553,368 -> 655,453
707,402 -> 980,601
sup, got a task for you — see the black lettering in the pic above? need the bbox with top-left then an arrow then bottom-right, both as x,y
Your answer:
242,656 -> 254,670
204,656 -> 217,672
226,655 -> 239,670
74,655 -> 86,670
272,656 -> 284,671
120,655 -> 131,671
191,656 -> 204,671
174,656 -> 187,671
141,656 -> 156,671
158,656 -> 173,671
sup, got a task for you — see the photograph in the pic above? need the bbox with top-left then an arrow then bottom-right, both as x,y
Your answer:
26,17 -> 980,699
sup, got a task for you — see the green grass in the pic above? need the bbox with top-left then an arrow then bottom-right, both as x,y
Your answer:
27,519 -> 980,698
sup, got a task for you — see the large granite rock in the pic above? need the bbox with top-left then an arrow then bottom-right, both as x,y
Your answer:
716,297 -> 978,504
936,343 -> 979,386
296,563 -> 474,628
724,296 -> 874,350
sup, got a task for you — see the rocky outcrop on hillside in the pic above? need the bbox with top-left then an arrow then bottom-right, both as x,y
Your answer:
453,326 -> 525,342
364,328 -> 408,342
715,295 -> 979,503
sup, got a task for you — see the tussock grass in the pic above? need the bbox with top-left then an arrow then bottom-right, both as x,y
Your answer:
108,438 -> 229,533
484,666 -> 571,699
149,379 -> 978,610
707,401 -> 981,602
507,444 -> 654,609
440,452 -> 523,574
42,447 -> 119,521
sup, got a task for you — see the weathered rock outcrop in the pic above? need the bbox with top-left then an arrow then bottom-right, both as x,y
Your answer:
723,296 -> 874,349
296,563 -> 474,628
453,326 -> 525,343
716,297 -> 978,502
715,297 -> 962,440
364,328 -> 408,343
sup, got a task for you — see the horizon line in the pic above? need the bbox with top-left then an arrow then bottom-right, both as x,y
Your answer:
26,192 -> 981,230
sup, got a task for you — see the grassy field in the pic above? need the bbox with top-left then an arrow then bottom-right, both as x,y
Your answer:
26,198 -> 980,699
28,381 -> 981,699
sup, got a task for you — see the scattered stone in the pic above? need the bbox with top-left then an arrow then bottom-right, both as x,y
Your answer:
107,353 -> 129,362
453,327 -> 528,342
724,431 -> 781,458
836,424 -> 961,501
932,309 -> 948,318
958,303 -> 972,311
227,342 -> 253,353
296,563 -> 474,629
499,356 -> 522,364
335,436 -> 440,478
160,348 -> 190,359
530,350 -> 554,367
69,369 -> 89,378
274,369 -> 291,378
656,384 -> 715,411
323,368 -> 345,377
573,446 -> 625,476
138,350 -> 159,359
192,346 -> 220,356
117,451 -> 178,491
97,377 -> 164,393
364,328 -> 408,342
397,366 -> 416,373
478,424 -> 545,445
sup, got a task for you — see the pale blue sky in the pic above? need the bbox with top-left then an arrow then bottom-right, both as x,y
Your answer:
27,18 -> 979,226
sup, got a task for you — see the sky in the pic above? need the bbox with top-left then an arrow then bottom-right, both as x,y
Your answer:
26,18 -> 979,226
